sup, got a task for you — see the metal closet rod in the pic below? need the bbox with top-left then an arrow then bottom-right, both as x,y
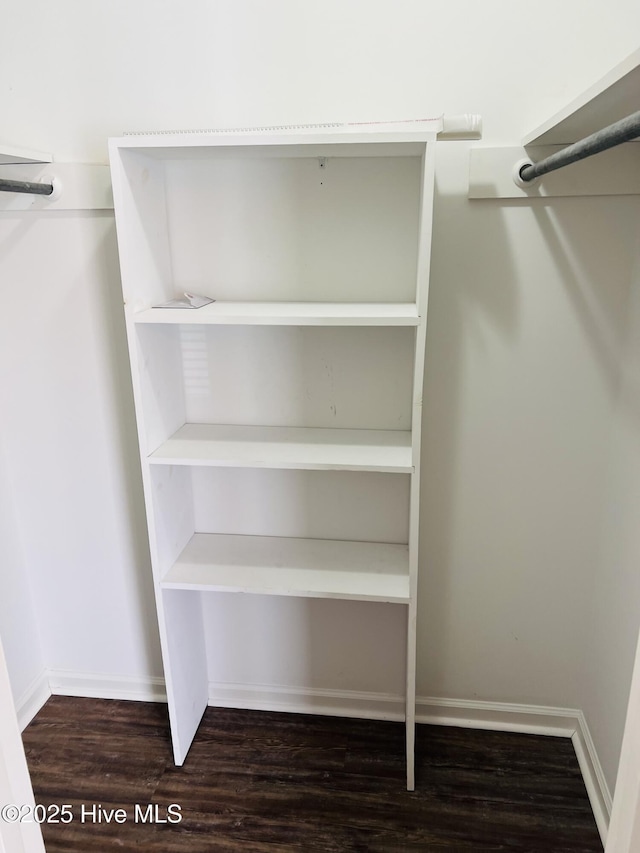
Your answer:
520,110 -> 640,182
0,177 -> 54,196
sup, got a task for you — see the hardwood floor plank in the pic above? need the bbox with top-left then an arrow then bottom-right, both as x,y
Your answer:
21,696 -> 603,852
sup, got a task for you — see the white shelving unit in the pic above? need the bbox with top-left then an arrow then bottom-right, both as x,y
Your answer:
109,122 -> 440,789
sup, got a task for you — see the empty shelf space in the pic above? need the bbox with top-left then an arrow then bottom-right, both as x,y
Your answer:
162,533 -> 410,603
148,424 -> 413,472
134,302 -> 420,326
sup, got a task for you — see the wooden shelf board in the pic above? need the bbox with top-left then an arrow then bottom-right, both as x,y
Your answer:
162,533 -> 410,603
148,424 -> 413,473
110,125 -> 440,159
523,48 -> 640,145
134,302 -> 420,326
0,143 -> 52,165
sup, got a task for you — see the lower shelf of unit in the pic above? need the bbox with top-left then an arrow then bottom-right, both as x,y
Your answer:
133,301 -> 421,326
160,533 -> 410,603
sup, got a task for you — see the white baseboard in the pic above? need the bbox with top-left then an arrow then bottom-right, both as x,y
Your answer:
47,670 -> 167,704
416,696 -> 578,736
205,684 -> 610,843
416,695 -> 610,848
34,674 -> 612,843
573,711 -> 612,846
208,682 -> 405,721
15,670 -> 51,731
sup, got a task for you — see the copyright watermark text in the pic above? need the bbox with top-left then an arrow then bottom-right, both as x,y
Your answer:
0,803 -> 182,825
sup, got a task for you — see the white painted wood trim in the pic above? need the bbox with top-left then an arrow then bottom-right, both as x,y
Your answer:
42,673 -> 593,738
415,696 -> 578,736
208,683 -> 405,721
469,144 -> 640,199
214,684 -> 608,839
205,685 -> 590,739
36,669 -> 611,838
419,697 -> 610,845
48,671 -> 167,703
14,672 -> 50,733
573,712 -> 612,846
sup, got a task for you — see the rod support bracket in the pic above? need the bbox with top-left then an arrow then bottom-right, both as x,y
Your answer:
40,174 -> 62,201
512,158 -> 539,189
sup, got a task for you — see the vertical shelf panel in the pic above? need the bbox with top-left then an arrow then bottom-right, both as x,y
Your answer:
161,588 -> 209,765
405,139 -> 437,791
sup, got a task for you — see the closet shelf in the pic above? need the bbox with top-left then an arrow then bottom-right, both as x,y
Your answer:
148,424 -> 413,473
134,301 -> 420,326
0,142 -> 52,165
112,130 -> 439,160
523,48 -> 640,145
161,533 -> 410,603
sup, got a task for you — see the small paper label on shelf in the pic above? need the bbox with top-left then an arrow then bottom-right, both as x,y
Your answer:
154,292 -> 215,309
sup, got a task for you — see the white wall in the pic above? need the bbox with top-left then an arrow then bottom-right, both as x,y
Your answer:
1,0 -> 640,796
422,153 -> 640,717
0,211 -> 163,691
2,0 -> 640,164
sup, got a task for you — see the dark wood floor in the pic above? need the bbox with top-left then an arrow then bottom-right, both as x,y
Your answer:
22,696 -> 602,852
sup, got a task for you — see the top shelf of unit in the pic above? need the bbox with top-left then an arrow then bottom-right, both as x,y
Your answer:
523,48 -> 640,145
109,123 -> 441,160
133,302 -> 420,326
